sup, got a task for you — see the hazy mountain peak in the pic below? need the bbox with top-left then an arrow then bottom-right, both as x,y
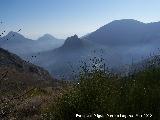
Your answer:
65,34 -> 80,43
7,31 -> 16,35
66,34 -> 79,40
7,31 -> 25,38
99,19 -> 145,31
73,34 -> 78,38
109,19 -> 144,24
85,19 -> 149,46
59,34 -> 84,50
38,34 -> 57,41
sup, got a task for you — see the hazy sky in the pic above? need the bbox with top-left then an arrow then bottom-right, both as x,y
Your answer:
0,0 -> 160,39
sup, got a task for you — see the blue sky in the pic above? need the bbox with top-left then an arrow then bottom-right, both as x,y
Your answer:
0,0 -> 160,39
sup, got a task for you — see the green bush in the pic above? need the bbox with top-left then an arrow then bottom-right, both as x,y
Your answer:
42,57 -> 160,120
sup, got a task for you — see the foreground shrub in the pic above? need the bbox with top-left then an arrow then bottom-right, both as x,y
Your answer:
43,57 -> 160,120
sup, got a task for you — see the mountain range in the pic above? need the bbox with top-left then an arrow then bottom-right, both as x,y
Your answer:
1,19 -> 160,79
0,32 -> 64,57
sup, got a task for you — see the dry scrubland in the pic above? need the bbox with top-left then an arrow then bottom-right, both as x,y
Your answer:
0,57 -> 160,120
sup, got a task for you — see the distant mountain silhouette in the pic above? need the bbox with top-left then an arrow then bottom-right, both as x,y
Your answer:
0,32 -> 64,57
33,19 -> 160,79
1,19 -> 160,79
56,35 -> 88,52
37,33 -> 64,46
38,34 -> 57,41
82,19 -> 160,65
85,19 -> 160,46
33,35 -> 96,79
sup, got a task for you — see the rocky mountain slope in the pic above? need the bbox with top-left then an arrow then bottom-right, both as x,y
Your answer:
0,48 -> 53,95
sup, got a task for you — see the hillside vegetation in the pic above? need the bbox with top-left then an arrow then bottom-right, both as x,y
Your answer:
0,48 -> 69,120
42,57 -> 160,120
0,52 -> 160,119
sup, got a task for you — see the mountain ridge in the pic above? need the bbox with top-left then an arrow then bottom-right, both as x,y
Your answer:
0,31 -> 65,57
33,19 -> 160,78
2,19 -> 160,79
84,19 -> 160,46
